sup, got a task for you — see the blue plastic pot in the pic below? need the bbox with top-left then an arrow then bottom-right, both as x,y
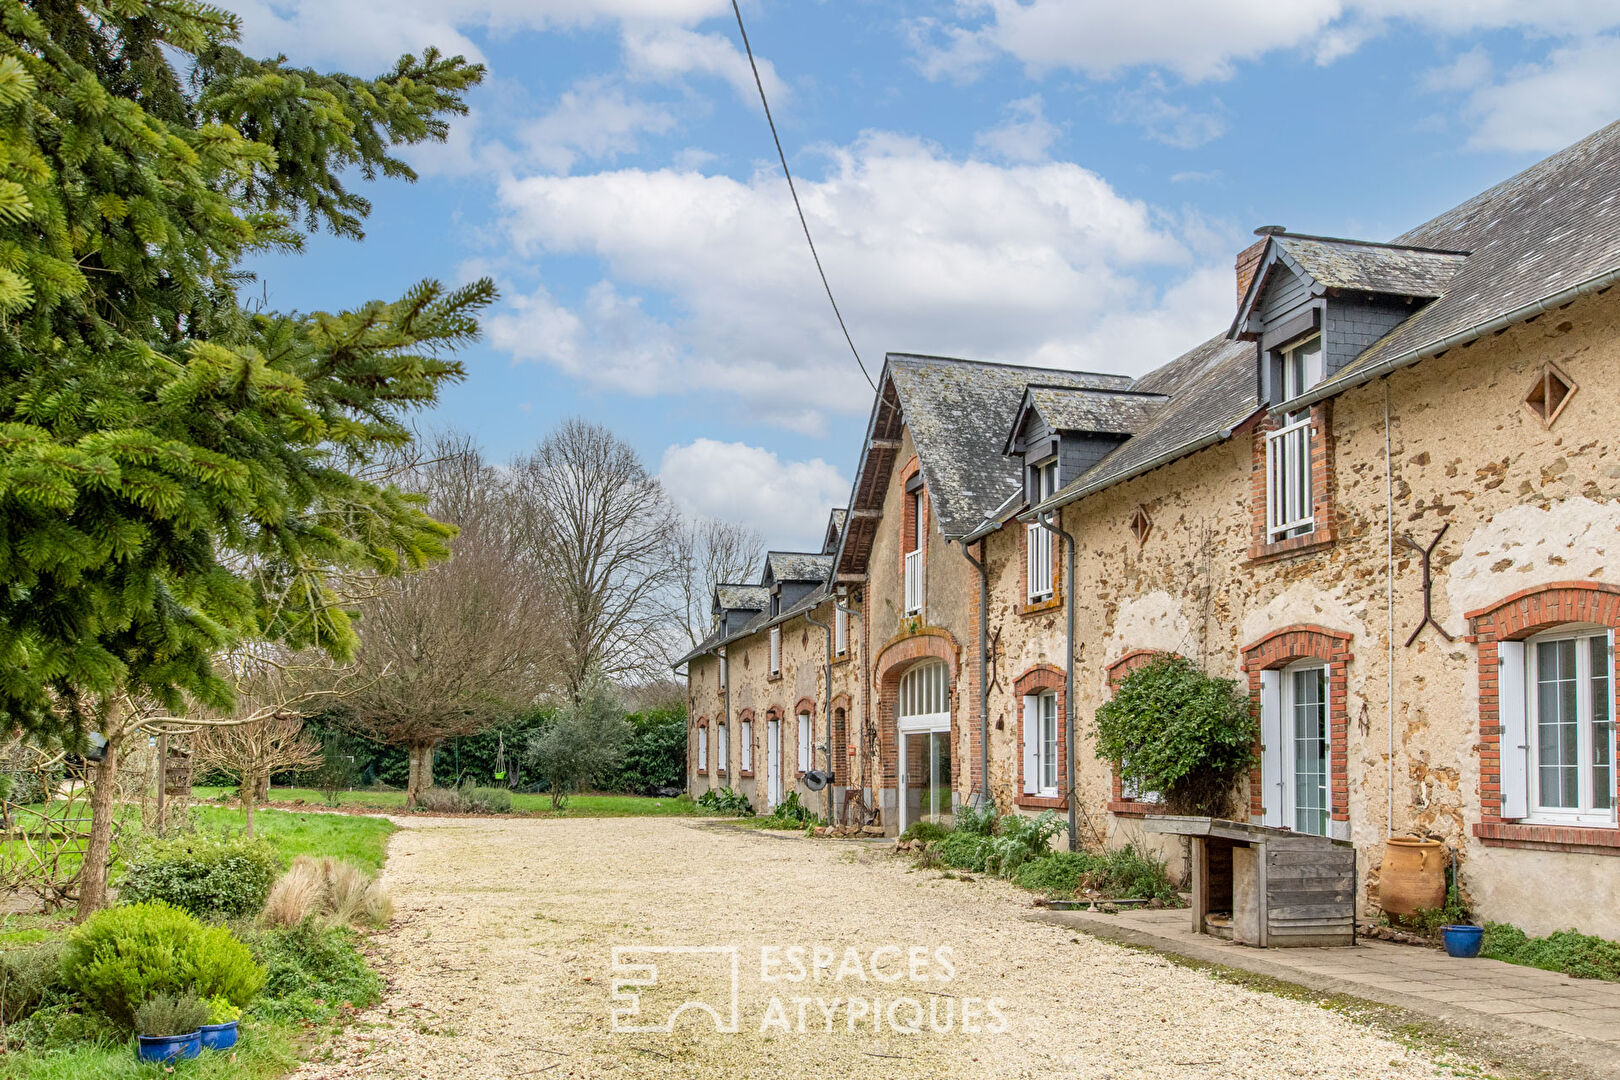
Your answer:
1441,924 -> 1484,958
200,1019 -> 239,1051
137,1030 -> 202,1063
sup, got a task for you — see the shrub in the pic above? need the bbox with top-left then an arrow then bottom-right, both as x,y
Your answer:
459,783 -> 512,814
134,993 -> 209,1037
934,831 -> 990,872
696,786 -> 754,817
207,996 -> 244,1024
763,791 -> 819,827
526,678 -> 632,809
598,706 -> 687,794
954,803 -> 998,837
1482,923 -> 1620,981
1013,851 -> 1099,895
0,940 -> 67,1023
984,811 -> 1065,876
415,786 -> 467,813
242,919 -> 384,1023
1093,655 -> 1256,815
900,820 -> 953,844
63,903 -> 264,1029
118,834 -> 282,918
262,857 -> 394,929
1011,845 -> 1181,902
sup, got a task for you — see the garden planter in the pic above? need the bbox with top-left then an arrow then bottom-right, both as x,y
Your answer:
137,1030 -> 202,1063
200,1019 -> 240,1050
1379,837 -> 1445,916
1441,924 -> 1484,958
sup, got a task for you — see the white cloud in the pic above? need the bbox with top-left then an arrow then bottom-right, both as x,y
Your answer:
519,79 -> 677,173
1459,36 -> 1620,152
490,132 -> 1222,433
659,439 -> 848,550
1111,78 -> 1227,148
908,0 -> 1620,85
622,26 -> 787,105
1423,47 -> 1493,93
229,0 -> 730,70
974,95 -> 1060,162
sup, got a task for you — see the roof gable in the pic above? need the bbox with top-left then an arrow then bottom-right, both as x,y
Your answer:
1004,384 -> 1170,454
761,551 -> 833,586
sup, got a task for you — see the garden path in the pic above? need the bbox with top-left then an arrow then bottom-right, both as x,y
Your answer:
290,817 -> 1483,1080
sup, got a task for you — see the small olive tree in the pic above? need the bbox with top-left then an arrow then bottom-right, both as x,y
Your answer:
525,679 -> 631,809
1092,655 -> 1256,816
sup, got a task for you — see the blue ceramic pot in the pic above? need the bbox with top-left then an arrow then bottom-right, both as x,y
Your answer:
1441,924 -> 1484,958
200,1019 -> 239,1051
137,1030 -> 202,1063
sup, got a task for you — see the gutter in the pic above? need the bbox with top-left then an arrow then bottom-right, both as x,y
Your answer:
1273,263 -> 1620,416
958,539 -> 992,810
1035,510 -> 1078,852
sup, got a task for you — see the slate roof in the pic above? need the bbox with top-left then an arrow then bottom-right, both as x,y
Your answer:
763,551 -> 834,584
886,355 -> 1132,540
1038,334 -> 1259,511
1275,235 -> 1467,297
1287,116 -> 1620,409
823,509 -> 847,554
714,583 -> 768,612
1010,385 -> 1169,450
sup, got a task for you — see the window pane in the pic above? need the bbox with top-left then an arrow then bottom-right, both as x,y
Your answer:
1537,639 -> 1580,809
1292,667 -> 1328,836
1040,693 -> 1057,791
1592,636 -> 1613,812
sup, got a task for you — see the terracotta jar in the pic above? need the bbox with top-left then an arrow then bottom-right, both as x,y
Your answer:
1380,836 -> 1446,916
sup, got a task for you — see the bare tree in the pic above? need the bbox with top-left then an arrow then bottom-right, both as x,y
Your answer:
341,434 -> 556,807
511,419 -> 678,697
668,515 -> 763,651
191,714 -> 323,837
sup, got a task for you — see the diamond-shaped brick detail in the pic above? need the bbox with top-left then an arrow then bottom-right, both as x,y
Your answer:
1129,505 -> 1153,546
1523,362 -> 1576,427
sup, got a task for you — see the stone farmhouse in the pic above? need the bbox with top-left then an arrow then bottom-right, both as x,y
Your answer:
676,119 -> 1620,938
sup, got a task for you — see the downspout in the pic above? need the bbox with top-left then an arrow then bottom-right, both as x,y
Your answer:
1037,510 -> 1078,852
720,645 -> 730,784
803,605 -> 836,825
959,539 -> 992,809
1384,380 -> 1396,838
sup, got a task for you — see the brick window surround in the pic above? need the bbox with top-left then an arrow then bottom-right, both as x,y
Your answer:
736,708 -> 755,777
873,627 -> 960,794
1106,650 -> 1166,816
898,456 -> 928,620
1014,664 -> 1068,811
1249,402 -> 1338,562
794,697 -> 817,778
1017,520 -> 1063,617
1467,581 -> 1620,855
714,720 -> 728,778
830,694 -> 852,786
695,717 -> 709,776
1241,625 -> 1352,826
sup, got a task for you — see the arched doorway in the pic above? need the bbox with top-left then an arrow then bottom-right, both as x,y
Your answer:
898,660 -> 952,832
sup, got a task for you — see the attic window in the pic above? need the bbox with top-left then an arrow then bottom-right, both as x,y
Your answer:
1523,363 -> 1576,427
1130,506 -> 1153,546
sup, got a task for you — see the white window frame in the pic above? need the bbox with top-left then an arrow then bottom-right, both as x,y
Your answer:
1265,335 -> 1323,542
716,721 -> 729,775
1022,691 -> 1059,797
769,626 -> 782,676
797,711 -> 813,773
739,718 -> 752,774
698,724 -> 709,771
1259,660 -> 1331,835
898,662 -> 951,733
904,490 -> 924,615
718,653 -> 728,688
834,606 -> 849,655
1522,626 -> 1616,826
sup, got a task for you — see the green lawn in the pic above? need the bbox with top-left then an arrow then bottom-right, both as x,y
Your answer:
0,1022 -> 298,1080
193,785 -> 700,818
190,805 -> 396,872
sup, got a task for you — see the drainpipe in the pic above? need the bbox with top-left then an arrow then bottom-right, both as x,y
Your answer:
1037,510 -> 1078,852
1384,380 -> 1396,839
835,589 -> 863,817
804,605 -> 836,825
720,645 -> 730,786
959,539 -> 992,810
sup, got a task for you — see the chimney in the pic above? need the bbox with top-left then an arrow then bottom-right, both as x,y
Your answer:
1236,225 -> 1285,307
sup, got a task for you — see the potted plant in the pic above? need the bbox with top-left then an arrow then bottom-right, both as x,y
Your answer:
1440,923 -> 1484,958
135,993 -> 208,1063
201,996 -> 243,1050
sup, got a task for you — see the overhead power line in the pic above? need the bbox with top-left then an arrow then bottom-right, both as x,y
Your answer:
729,0 -> 877,393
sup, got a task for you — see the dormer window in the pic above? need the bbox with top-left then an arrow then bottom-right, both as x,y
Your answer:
1280,335 -> 1324,417
1266,335 -> 1322,542
1026,457 -> 1057,602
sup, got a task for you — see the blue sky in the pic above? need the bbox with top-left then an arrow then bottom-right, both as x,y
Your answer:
230,1 -> 1620,551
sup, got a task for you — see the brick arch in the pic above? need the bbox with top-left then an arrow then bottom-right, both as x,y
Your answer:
794,697 -> 817,718
1012,664 -> 1067,811
1467,581 -> 1620,848
1241,625 -> 1352,827
734,709 -> 756,777
872,628 -> 960,799
1103,650 -> 1168,814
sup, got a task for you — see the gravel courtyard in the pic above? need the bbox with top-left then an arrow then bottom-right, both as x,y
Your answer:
293,816 -> 1469,1080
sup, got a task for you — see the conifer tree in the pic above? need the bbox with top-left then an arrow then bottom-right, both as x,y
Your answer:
0,1 -> 490,914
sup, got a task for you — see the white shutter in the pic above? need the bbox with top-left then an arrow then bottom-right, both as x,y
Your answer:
770,628 -> 781,674
1498,640 -> 1529,821
1022,695 -> 1039,794
835,607 -> 848,654
1259,670 -> 1284,827
699,726 -> 708,770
